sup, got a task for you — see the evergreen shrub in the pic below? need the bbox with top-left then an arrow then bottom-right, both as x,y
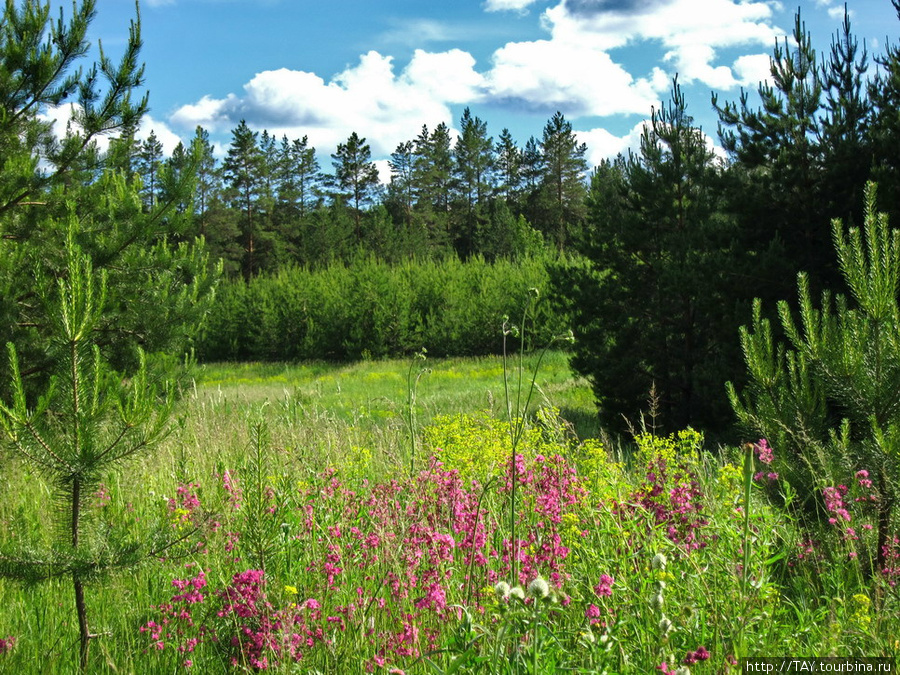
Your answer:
198,254 -> 568,362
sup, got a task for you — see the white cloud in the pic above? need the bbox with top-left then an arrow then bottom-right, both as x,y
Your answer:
486,38 -> 659,115
403,49 -> 485,104
732,53 -> 772,86
165,0 -> 786,161
169,50 -> 478,157
828,6 -> 852,20
580,120 -> 648,166
539,0 -> 783,90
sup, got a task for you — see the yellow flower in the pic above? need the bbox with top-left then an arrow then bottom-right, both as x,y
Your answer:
284,585 -> 298,595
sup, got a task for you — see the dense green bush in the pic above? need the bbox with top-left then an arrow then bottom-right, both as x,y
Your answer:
198,254 -> 568,362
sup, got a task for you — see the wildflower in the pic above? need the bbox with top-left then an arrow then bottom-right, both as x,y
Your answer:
494,581 -> 511,599
284,585 -> 298,595
754,439 -> 773,465
92,484 -> 112,509
586,603 -> 601,622
594,573 -> 614,597
0,636 -> 15,654
851,593 -> 872,629
651,592 -> 665,610
527,577 -> 550,599
509,586 -> 525,601
684,645 -> 710,664
652,553 -> 668,570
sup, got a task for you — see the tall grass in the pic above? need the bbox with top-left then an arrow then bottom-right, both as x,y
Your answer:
0,356 -> 896,673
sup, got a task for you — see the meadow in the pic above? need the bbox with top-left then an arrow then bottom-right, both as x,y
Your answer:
0,352 -> 897,674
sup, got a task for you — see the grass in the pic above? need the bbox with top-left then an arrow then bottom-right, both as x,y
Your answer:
193,350 -> 599,436
0,353 -> 897,673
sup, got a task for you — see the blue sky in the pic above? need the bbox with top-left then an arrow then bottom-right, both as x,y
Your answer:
65,0 -> 900,173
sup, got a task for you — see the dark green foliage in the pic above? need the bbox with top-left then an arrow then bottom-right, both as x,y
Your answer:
555,81 -> 741,435
729,184 -> 900,569
534,112 -> 588,252
199,255 -> 566,362
869,1 -> 900,226
714,8 -> 873,303
222,120 -> 268,279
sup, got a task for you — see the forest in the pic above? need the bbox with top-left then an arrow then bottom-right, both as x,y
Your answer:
0,0 -> 900,672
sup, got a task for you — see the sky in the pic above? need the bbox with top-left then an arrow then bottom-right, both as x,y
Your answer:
55,0 -> 900,177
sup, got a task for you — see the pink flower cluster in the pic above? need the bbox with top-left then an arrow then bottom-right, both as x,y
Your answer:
168,482 -> 202,528
684,645 -> 710,664
753,439 -> 778,482
0,636 -> 15,655
220,469 -> 243,510
823,485 -> 851,525
623,454 -> 709,551
142,565 -> 329,669
91,484 -> 111,509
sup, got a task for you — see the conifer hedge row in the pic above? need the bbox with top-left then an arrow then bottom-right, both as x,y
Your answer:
197,255 -> 568,362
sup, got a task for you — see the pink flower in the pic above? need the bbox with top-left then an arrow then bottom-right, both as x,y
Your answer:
754,439 -> 774,465
594,574 -> 614,597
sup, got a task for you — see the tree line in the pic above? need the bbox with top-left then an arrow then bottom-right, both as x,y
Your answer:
124,108 -> 587,278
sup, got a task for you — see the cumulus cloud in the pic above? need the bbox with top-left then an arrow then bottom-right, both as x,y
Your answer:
732,53 -> 772,87
580,120 -> 647,165
486,38 -> 660,115
540,0 -> 783,90
169,50 -> 482,156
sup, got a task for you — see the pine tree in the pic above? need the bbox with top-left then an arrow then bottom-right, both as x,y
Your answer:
537,111 -> 588,251
136,129 -> 163,207
0,0 -> 215,400
729,183 -> 900,571
713,9 -> 871,302
496,128 -> 523,206
222,119 -> 265,279
818,6 -> 871,229
557,81 -> 739,433
189,126 -> 219,240
453,107 -> 494,212
331,131 -> 381,239
0,226 -> 186,670
388,140 -> 415,229
869,1 -> 900,225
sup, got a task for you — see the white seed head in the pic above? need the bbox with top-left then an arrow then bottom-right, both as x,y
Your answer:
509,586 -> 525,601
651,592 -> 665,610
659,615 -> 672,635
494,581 -> 511,599
527,577 -> 550,599
652,553 -> 668,570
